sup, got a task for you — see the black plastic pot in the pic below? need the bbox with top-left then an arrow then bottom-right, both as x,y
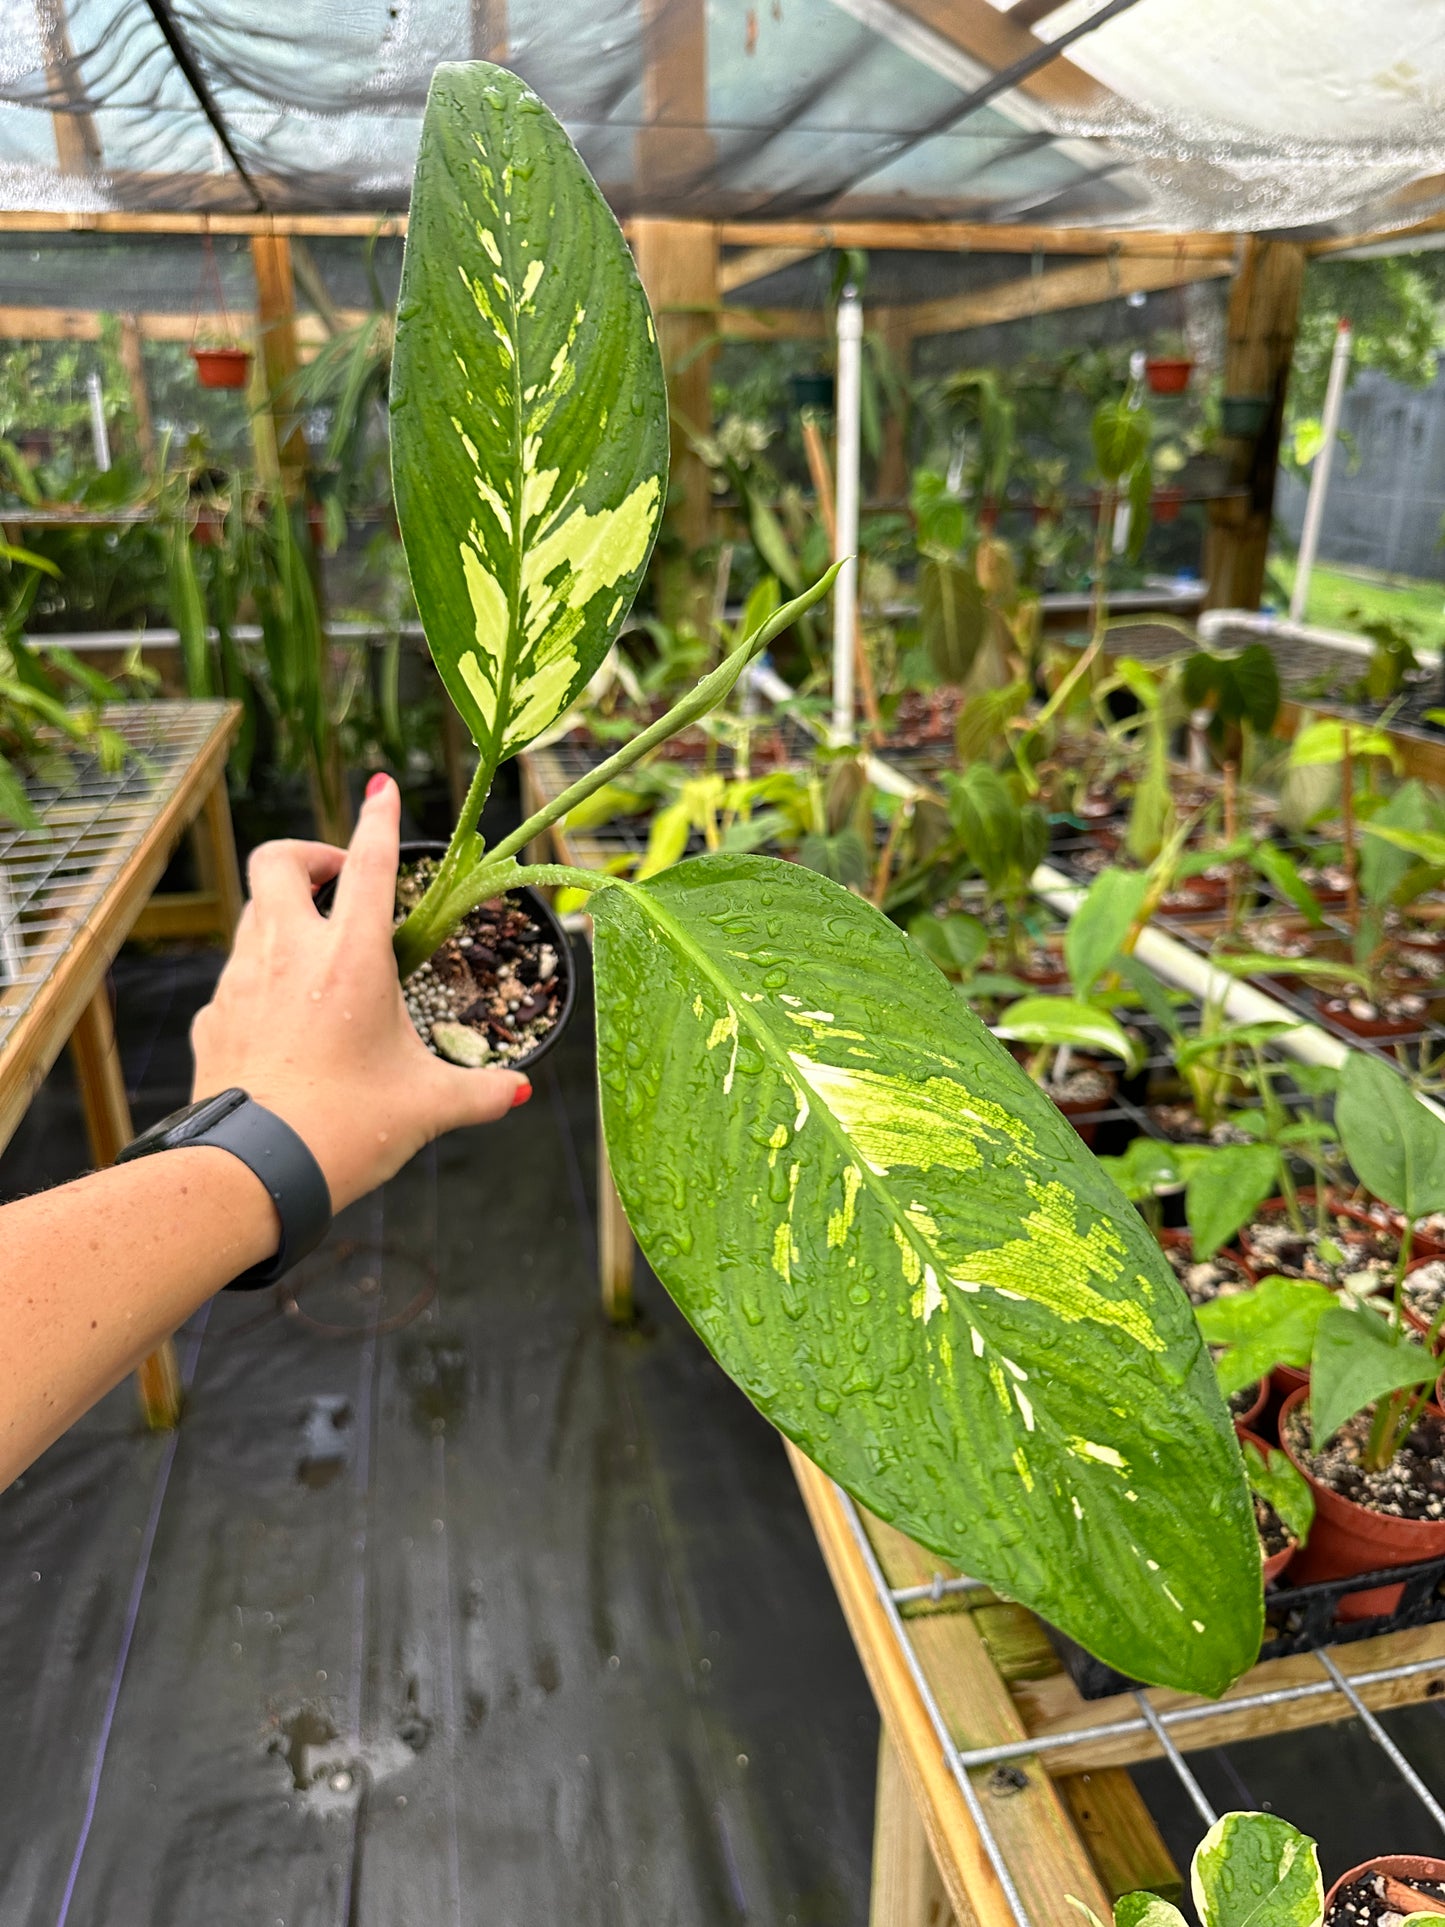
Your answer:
1220,393 -> 1271,439
788,371 -> 835,412
316,837 -> 577,1071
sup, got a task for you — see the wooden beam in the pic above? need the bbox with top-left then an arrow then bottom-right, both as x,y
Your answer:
1203,236 -> 1305,612
0,304 -> 366,344
718,245 -> 822,295
250,234 -> 309,482
882,0 -> 1110,115
1008,0 -> 1073,24
638,0 -> 713,195
715,218 -> 1237,259
631,219 -> 719,623
34,0 -> 102,177
0,210 -> 408,237
907,251 -> 1231,336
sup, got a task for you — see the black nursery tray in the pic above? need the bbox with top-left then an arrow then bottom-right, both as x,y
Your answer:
1045,1551 -> 1445,1700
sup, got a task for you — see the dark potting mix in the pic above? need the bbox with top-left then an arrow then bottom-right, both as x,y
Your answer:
1285,1404 -> 1445,1524
397,859 -> 564,1068
1326,1870 -> 1445,1927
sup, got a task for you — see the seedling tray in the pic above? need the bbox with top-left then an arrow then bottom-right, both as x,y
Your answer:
1045,1551 -> 1445,1700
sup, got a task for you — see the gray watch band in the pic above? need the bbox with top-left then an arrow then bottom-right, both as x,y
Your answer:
199,1100 -> 333,1290
118,1093 -> 332,1291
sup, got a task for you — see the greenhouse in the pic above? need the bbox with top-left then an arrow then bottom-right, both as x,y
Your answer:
8,3 -> 1445,1922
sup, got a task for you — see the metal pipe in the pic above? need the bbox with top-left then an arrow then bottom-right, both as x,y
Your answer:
1290,318 -> 1353,623
1317,1649 -> 1445,1840
832,283 -> 863,747
86,370 -> 110,472
1133,1690 -> 1218,1827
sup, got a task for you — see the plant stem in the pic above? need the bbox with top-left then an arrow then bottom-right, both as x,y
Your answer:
393,562 -> 842,977
1341,724 -> 1359,937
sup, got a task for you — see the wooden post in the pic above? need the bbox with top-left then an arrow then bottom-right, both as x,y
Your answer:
630,218 -> 719,629
870,1729 -> 957,1927
34,0 -> 102,177
597,1107 -> 636,1326
116,314 -> 154,467
250,233 -> 309,486
1204,237 -> 1306,611
69,985 -> 182,1430
875,307 -> 914,505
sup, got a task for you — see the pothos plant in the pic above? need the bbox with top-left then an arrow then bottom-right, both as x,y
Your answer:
1072,1809 -> 1323,1927
385,62 -> 1259,1695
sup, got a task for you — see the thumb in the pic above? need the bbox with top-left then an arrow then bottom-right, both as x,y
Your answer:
429,1061 -> 531,1133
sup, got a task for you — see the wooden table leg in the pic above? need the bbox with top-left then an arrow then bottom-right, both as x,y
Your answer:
597,1106 -> 635,1325
193,770 -> 245,940
871,1729 -> 957,1927
69,984 -> 182,1432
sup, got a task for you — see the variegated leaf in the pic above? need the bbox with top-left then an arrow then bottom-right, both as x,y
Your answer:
391,63 -> 668,762
1191,1813 -> 1322,1927
591,855 -> 1261,1695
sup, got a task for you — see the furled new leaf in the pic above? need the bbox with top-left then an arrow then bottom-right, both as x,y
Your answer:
591,855 -> 1261,1694
392,63 -> 668,766
1191,1813 -> 1323,1927
1336,1050 -> 1445,1222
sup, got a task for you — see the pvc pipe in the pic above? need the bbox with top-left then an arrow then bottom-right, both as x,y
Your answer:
832,283 -> 863,747
1197,607 -> 1383,660
86,370 -> 110,472
1289,318 -> 1352,624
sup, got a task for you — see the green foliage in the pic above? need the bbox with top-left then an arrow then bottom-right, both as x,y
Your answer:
1292,255 -> 1445,418
1241,1438 -> 1315,1549
1092,398 -> 1152,484
390,63 -> 669,773
1195,1276 -> 1335,1399
995,994 -> 1140,1071
1185,1142 -> 1280,1263
1311,1301 -> 1435,1446
1336,1050 -> 1445,1223
1073,1813 -> 1322,1927
907,911 -> 991,979
918,550 -> 986,683
1065,866 -> 1149,999
592,854 -> 1260,1693
1181,642 -> 1281,739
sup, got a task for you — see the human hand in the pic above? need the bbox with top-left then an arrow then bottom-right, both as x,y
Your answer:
190,773 -> 530,1213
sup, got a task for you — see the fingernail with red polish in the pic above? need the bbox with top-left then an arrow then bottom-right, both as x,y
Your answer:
511,1079 -> 533,1108
365,772 -> 390,799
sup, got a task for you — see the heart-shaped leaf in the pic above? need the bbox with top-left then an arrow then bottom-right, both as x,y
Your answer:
1065,866 -> 1150,998
1336,1050 -> 1445,1223
1310,1301 -> 1435,1445
995,995 -> 1141,1071
392,63 -> 668,765
592,854 -> 1260,1694
1192,1812 -> 1322,1927
1185,1141 -> 1280,1262
1195,1276 -> 1334,1399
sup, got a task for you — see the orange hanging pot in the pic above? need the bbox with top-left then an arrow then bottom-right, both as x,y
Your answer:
190,346 -> 252,390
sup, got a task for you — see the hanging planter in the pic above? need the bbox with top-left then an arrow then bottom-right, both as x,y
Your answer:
190,346 -> 252,390
1151,483 -> 1185,523
1144,355 -> 1194,395
787,371 -> 834,412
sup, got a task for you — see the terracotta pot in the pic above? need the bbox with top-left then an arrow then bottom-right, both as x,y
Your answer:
1047,1069 -> 1118,1148
1145,356 -> 1194,396
1237,1426 -> 1298,1584
1324,1855 -> 1445,1915
1233,1379 -> 1268,1435
1314,991 -> 1427,1039
1279,1385 -> 1445,1619
1152,484 -> 1185,523
190,345 -> 252,389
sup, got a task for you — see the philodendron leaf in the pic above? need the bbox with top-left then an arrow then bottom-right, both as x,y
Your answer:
591,854 -> 1261,1695
1309,1302 -> 1435,1446
1192,1812 -> 1323,1927
392,63 -> 668,766
1241,1438 -> 1314,1548
1337,1049 -> 1445,1222
1185,1141 -> 1280,1262
1065,866 -> 1150,998
1195,1276 -> 1335,1400
907,910 -> 990,978
995,995 -> 1141,1071
1115,1895 -> 1188,1927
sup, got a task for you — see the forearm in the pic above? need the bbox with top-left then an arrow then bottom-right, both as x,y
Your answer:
0,1150 -> 278,1485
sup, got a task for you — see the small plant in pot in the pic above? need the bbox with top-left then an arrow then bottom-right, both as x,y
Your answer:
1071,1810 -> 1323,1927
1200,1054 -> 1445,1615
373,61 -> 1269,1698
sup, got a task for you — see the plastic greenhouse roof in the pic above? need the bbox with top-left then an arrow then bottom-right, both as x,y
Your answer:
2,0 -> 1445,239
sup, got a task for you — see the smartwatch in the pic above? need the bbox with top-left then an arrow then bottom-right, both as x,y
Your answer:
116,1089 -> 332,1291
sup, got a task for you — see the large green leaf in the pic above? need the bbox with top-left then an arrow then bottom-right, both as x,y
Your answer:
391,63 -> 668,764
1336,1049 -> 1445,1222
1192,1813 -> 1322,1927
1185,1141 -> 1280,1262
591,854 -> 1261,1694
995,995 -> 1141,1070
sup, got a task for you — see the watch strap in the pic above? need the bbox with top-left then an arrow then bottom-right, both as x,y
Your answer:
199,1101 -> 333,1289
